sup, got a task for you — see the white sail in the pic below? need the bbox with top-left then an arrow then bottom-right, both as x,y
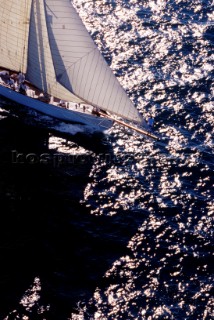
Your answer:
44,0 -> 142,123
0,0 -> 32,73
0,0 -> 143,125
26,0 -> 82,103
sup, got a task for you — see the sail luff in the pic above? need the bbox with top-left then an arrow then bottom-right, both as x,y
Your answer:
44,0 -> 142,123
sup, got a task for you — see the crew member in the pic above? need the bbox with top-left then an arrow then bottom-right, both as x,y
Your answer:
19,82 -> 27,95
147,116 -> 154,130
0,70 -> 10,84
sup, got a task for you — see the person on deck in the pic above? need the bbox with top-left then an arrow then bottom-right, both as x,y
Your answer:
59,100 -> 67,108
17,72 -> 25,85
8,77 -> 15,90
19,82 -> 27,95
147,116 -> 154,130
0,70 -> 10,84
92,106 -> 100,116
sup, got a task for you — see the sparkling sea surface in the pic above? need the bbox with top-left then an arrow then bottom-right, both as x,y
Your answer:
0,0 -> 213,319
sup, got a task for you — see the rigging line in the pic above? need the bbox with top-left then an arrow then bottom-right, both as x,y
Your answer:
42,0 -> 62,95
54,47 -> 98,82
21,0 -> 30,73
45,2 -> 57,18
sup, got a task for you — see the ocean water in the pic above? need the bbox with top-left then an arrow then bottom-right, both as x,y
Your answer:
0,0 -> 213,319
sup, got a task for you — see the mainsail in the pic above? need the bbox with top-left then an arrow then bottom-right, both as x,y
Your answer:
0,0 -> 31,73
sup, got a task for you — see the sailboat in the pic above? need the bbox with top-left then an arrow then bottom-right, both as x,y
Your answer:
0,0 -> 157,138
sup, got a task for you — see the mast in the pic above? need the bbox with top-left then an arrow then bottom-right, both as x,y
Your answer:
21,0 -> 31,73
0,0 -> 145,127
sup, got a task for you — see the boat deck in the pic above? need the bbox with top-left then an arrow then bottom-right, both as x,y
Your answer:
0,68 -> 101,118
0,69 -> 159,139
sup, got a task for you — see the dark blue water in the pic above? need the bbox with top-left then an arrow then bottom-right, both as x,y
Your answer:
0,0 -> 213,319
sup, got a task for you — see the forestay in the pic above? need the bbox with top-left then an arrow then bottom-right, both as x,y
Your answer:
0,0 -> 142,124
44,0 -> 142,123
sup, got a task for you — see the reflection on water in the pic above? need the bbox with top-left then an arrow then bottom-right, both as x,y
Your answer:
0,0 -> 213,318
